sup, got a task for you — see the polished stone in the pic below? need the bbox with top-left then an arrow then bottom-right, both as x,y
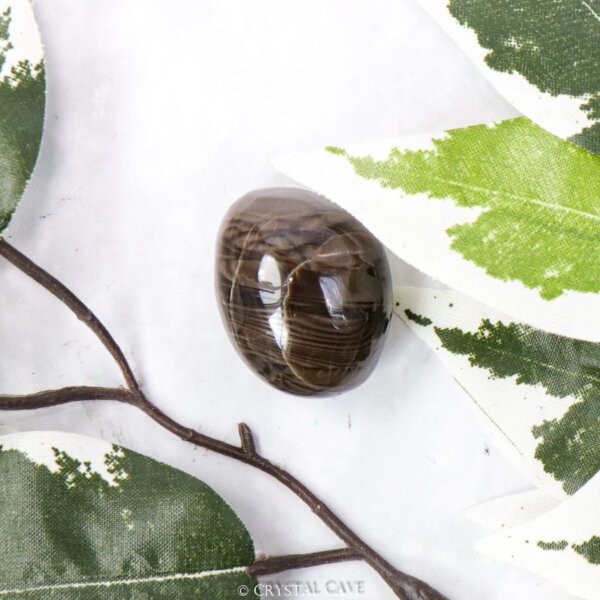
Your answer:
215,187 -> 392,396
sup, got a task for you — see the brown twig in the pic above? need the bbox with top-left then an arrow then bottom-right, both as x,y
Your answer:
247,548 -> 361,577
0,237 -> 449,600
0,239 -> 139,391
238,422 -> 257,456
0,386 -> 132,409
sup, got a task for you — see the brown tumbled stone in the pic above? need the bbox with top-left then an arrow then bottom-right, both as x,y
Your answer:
215,187 -> 392,396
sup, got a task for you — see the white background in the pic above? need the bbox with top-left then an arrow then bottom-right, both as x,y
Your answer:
0,1 -> 577,598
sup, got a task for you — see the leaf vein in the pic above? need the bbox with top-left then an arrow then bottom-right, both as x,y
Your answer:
581,0 -> 600,25
0,567 -> 247,596
431,177 -> 600,222
449,336 -> 600,388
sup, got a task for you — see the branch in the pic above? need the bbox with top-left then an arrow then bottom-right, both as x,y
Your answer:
0,238 -> 450,600
238,422 -> 257,455
0,386 -> 133,410
247,548 -> 360,577
0,239 -> 139,391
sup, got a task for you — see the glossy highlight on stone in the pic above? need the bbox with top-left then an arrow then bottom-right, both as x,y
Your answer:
215,188 -> 392,396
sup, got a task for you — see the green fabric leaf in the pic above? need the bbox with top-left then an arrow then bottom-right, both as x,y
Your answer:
398,288 -> 600,596
473,471 -> 600,599
0,432 -> 257,599
573,536 -> 600,565
435,320 -> 600,401
434,318 -> 600,495
538,535 -> 600,566
331,117 -> 600,301
0,2 -> 46,233
448,0 -> 600,153
420,0 -> 600,155
396,287 -> 600,496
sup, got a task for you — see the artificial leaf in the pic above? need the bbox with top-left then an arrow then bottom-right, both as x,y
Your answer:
274,117 -> 600,341
465,490 -> 561,532
420,0 -> 600,156
0,1 -> 45,233
466,490 -> 561,531
396,286 -> 600,496
0,431 -> 258,598
475,471 -> 600,600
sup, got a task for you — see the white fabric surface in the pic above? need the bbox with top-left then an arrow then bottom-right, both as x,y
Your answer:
1,1 -> 576,598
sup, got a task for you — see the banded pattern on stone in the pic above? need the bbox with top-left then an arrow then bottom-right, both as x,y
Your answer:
215,188 -> 392,396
